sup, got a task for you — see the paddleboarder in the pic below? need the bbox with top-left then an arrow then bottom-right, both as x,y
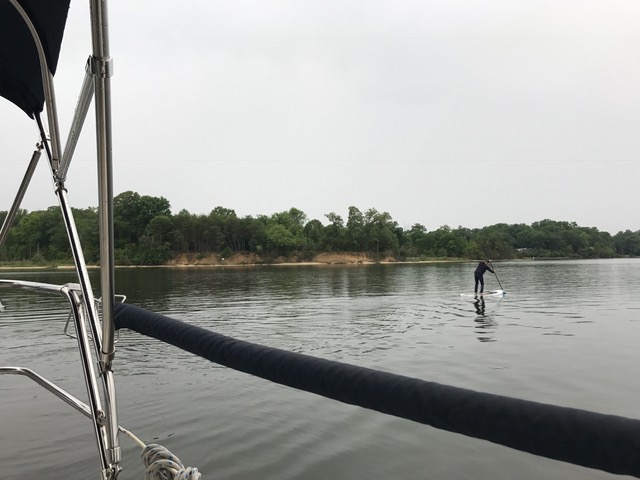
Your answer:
474,260 -> 495,295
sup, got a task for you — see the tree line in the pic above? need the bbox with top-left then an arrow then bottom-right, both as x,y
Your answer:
0,190 -> 638,265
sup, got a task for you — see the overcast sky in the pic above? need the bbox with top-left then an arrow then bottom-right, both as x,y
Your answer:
1,1 -> 639,234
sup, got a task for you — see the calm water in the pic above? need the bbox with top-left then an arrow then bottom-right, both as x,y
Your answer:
1,259 -> 639,479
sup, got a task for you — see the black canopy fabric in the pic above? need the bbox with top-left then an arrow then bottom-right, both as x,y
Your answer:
0,0 -> 71,117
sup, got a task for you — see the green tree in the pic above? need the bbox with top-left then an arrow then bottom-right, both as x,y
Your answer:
362,208 -> 399,256
170,209 -> 196,252
614,230 -> 640,256
114,191 -> 171,247
146,215 -> 173,244
74,207 -> 100,263
346,206 -> 365,251
303,219 -> 324,252
323,212 -> 345,251
266,223 -> 302,255
265,208 -> 307,254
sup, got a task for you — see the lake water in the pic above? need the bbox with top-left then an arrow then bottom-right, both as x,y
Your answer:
1,259 -> 639,479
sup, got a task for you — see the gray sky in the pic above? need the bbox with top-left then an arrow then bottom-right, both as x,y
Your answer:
1,1 -> 639,234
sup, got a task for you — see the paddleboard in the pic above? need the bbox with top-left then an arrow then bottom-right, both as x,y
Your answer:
460,290 -> 505,297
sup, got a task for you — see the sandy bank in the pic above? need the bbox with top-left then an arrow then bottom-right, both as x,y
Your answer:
0,253 -> 462,270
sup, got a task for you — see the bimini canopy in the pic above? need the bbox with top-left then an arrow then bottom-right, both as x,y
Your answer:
0,0 -> 70,118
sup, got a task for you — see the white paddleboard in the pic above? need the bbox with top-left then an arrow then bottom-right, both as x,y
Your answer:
460,290 -> 505,297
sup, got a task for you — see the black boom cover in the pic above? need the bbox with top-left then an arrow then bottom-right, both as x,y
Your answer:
0,0 -> 71,117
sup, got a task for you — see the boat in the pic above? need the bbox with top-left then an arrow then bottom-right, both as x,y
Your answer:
1,1 -> 640,478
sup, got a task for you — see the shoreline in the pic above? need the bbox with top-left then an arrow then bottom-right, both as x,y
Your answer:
0,253 -> 465,270
0,259 -> 463,270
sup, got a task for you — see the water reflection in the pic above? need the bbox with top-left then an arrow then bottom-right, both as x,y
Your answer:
4,261 -> 640,480
473,297 -> 497,342
474,297 -> 485,315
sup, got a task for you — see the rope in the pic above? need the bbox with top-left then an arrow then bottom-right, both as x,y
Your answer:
120,427 -> 201,480
142,444 -> 201,480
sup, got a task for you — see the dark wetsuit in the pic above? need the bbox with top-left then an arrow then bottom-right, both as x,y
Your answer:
474,261 -> 494,294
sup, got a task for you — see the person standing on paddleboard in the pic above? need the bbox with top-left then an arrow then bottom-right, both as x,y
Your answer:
474,260 -> 495,295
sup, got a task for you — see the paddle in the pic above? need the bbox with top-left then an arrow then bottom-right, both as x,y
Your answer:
489,262 -> 506,293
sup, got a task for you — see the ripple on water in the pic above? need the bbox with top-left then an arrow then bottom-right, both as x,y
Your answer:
2,261 -> 640,479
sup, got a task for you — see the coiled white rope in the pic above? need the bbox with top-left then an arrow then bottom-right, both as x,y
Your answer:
120,427 -> 201,480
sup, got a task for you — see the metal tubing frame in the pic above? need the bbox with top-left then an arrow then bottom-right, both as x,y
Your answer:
46,142 -> 121,479
4,1 -> 122,478
0,281 -> 114,478
64,285 -> 115,479
0,145 -> 42,249
89,0 -> 117,369
0,364 -> 140,452
88,0 -> 121,470
0,366 -> 92,419
58,59 -> 96,182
